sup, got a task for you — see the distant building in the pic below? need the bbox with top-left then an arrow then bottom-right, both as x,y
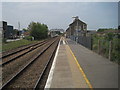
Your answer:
118,25 -> 120,30
23,30 -> 30,37
6,25 -> 14,39
0,21 -> 25,39
0,21 -> 7,38
17,30 -> 22,36
0,21 -> 15,39
86,30 -> 97,35
50,29 -> 64,37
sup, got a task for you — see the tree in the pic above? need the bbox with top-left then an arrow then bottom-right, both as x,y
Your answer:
28,22 -> 48,40
23,28 -> 28,32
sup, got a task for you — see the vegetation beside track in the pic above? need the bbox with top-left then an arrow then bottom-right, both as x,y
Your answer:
92,32 -> 120,64
2,39 -> 39,52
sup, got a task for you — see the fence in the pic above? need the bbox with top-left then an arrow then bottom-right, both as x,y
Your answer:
95,40 -> 112,60
69,33 -> 120,63
70,35 -> 92,50
92,34 -> 120,63
78,36 -> 92,50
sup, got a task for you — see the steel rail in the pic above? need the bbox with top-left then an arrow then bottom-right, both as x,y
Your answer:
1,38 -> 51,59
1,40 -> 47,66
1,38 -> 58,89
1,38 -> 54,66
34,38 -> 59,89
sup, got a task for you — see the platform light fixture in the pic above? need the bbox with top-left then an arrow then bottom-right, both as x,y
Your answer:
72,16 -> 79,44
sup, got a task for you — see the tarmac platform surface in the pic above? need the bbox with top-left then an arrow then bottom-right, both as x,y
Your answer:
45,37 -> 118,88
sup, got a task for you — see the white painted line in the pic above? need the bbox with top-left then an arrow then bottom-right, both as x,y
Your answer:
44,38 -> 61,89
63,39 -> 66,45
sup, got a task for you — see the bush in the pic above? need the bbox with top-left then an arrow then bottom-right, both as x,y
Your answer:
24,36 -> 33,41
105,32 -> 114,41
112,38 -> 120,63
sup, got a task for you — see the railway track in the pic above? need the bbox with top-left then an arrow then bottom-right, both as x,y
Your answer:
1,37 -> 60,89
2,38 -> 56,85
1,38 -> 52,66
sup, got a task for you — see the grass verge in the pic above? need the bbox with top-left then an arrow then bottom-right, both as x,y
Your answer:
2,39 -> 38,52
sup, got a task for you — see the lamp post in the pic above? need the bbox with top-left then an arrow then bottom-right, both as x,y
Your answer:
72,16 -> 79,44
69,26 -> 71,39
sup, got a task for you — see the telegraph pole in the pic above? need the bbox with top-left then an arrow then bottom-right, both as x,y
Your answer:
18,22 -> 20,38
18,22 -> 20,31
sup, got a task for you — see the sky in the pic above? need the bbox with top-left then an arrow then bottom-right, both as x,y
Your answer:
2,2 -> 118,30
118,2 -> 120,26
1,0 -> 120,2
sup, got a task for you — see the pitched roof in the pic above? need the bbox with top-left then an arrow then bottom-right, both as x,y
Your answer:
69,19 -> 87,26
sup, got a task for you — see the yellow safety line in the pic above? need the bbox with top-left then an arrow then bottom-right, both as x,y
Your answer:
67,44 -> 93,90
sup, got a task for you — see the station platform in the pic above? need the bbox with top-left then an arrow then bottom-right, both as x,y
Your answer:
45,37 -> 118,88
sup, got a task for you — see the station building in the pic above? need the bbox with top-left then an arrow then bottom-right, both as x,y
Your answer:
66,17 -> 94,49
66,17 -> 87,40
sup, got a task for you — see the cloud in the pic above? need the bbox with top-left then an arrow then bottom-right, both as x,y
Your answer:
2,2 -> 118,30
1,0 -> 120,2
0,2 -> 2,21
